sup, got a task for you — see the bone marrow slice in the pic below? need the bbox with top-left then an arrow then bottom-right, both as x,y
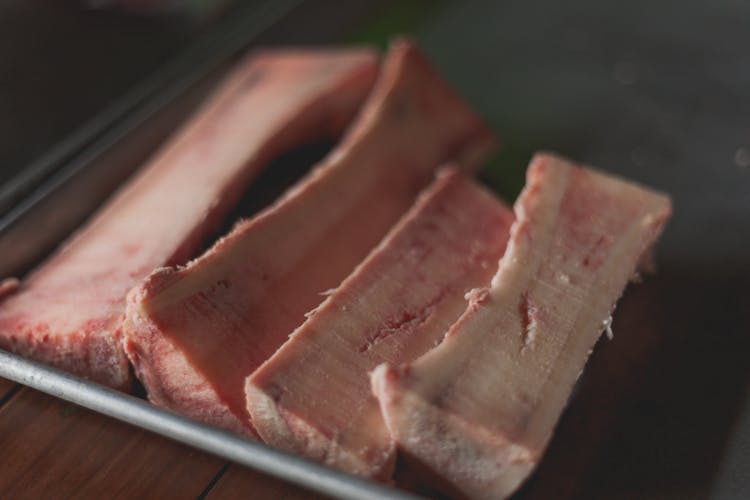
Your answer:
372,153 -> 672,498
122,39 -> 497,434
245,168 -> 513,478
0,47 -> 378,390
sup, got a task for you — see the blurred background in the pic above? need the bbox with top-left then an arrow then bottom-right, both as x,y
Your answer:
0,1 -> 748,498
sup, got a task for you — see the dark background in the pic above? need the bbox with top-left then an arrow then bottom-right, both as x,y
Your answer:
0,1 -> 748,498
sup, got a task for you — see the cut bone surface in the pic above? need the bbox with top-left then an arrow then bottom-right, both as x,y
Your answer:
0,47 -> 378,390
246,168 -> 513,478
372,153 -> 672,499
123,39 -> 496,435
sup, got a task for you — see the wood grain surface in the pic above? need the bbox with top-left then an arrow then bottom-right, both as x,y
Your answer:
0,388 -> 224,499
0,383 -> 327,499
0,378 -> 15,403
206,465 -> 324,500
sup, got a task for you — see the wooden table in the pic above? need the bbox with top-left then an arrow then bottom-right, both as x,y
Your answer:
0,379 -> 319,499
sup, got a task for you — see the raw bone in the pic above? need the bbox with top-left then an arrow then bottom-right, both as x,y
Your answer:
122,39 -> 496,434
0,47 -> 378,389
246,168 -> 513,478
372,153 -> 672,499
